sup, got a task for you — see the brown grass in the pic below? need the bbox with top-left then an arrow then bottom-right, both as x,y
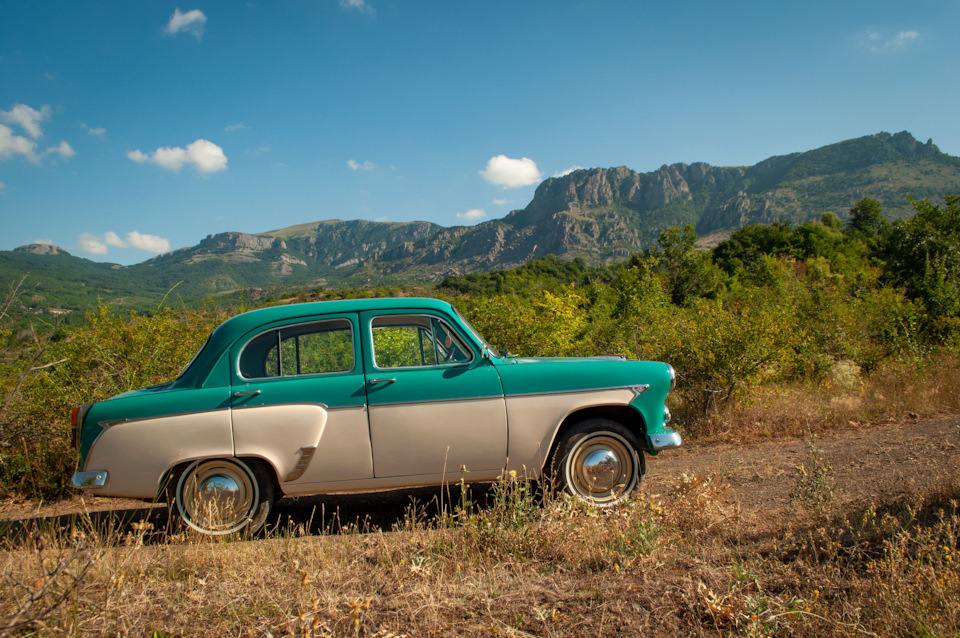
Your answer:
687,350 -> 960,442
2,465 -> 958,637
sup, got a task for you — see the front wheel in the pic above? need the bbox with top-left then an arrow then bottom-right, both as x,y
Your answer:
167,458 -> 273,536
549,419 -> 645,506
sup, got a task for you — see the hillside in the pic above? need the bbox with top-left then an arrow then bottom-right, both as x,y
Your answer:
2,130 -> 958,315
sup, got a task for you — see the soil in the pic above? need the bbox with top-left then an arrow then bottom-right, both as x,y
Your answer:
3,415 -> 959,535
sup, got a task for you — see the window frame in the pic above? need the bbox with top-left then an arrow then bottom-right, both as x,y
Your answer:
236,317 -> 357,381
369,313 -> 475,371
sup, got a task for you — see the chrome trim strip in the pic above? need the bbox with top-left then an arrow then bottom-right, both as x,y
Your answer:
284,446 -> 317,482
98,407 -> 230,428
506,385 -> 637,399
96,401 -> 368,426
231,401 -> 335,411
630,384 -> 650,400
369,395 -> 503,408
648,430 -> 682,451
72,470 -> 108,488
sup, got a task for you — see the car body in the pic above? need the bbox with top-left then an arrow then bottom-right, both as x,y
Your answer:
71,297 -> 681,534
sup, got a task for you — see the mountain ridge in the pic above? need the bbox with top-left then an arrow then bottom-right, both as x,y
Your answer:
6,131 -> 960,315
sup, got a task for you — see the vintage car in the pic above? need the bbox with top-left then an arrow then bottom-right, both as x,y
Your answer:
72,297 -> 681,535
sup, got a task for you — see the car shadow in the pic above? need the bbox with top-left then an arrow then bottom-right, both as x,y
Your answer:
269,483 -> 493,536
0,484 -> 495,545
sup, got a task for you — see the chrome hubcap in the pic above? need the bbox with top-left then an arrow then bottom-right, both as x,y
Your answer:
582,449 -> 622,492
566,432 -> 638,505
176,460 -> 258,535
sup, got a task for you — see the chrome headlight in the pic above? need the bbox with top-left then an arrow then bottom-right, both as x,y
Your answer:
667,364 -> 676,393
663,404 -> 672,425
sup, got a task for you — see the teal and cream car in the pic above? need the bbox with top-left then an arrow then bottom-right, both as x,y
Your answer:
72,297 -> 681,535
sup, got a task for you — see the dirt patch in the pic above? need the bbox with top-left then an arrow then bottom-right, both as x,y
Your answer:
648,414 -> 960,531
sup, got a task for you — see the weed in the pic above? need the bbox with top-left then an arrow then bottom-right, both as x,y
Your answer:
790,436 -> 836,511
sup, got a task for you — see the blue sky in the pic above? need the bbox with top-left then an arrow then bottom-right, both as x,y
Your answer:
2,1 -> 958,265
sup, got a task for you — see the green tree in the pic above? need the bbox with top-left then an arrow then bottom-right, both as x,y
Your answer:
650,225 -> 726,305
882,195 -> 960,335
845,198 -> 889,238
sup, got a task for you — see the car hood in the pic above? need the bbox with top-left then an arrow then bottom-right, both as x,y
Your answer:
492,355 -> 673,399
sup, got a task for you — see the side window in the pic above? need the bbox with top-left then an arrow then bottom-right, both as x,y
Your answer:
371,315 -> 472,369
239,318 -> 354,379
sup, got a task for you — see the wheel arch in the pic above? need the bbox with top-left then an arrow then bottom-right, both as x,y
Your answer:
541,405 -> 647,476
157,454 -> 282,501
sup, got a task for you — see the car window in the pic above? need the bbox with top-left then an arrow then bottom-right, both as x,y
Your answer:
239,318 -> 354,379
371,315 -> 472,368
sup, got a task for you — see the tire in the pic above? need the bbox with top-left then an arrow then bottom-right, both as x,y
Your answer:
167,458 -> 273,536
549,419 -> 645,506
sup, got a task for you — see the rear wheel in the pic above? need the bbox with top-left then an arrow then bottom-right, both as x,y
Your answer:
549,419 -> 645,505
167,458 -> 273,536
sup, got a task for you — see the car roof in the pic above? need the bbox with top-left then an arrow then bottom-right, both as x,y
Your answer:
175,297 -> 457,388
213,297 -> 454,342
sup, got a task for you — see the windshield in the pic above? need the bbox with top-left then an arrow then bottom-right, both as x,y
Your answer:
452,306 -> 501,358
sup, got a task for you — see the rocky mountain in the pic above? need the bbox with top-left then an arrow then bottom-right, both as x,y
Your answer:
3,131 -> 959,314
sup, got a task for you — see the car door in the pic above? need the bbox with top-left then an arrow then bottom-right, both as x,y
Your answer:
229,313 -> 374,491
360,311 -> 508,480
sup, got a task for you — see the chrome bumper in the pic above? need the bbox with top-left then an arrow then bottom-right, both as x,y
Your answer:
71,470 -> 108,488
648,429 -> 682,451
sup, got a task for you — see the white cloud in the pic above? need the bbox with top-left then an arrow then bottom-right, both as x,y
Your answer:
152,146 -> 190,170
83,124 -> 106,137
104,232 -> 125,247
78,231 -> 171,256
492,198 -> 509,206
34,238 -> 54,245
347,159 -> 376,171
891,30 -> 920,46
47,141 -> 75,159
554,165 -> 584,178
225,122 -> 248,132
860,29 -> 921,52
457,209 -> 487,222
185,139 -> 228,172
0,124 -> 40,163
126,231 -> 171,253
78,233 -> 109,255
340,0 -> 375,15
164,8 -> 207,39
0,104 -> 51,139
480,155 -> 542,188
127,139 -> 227,173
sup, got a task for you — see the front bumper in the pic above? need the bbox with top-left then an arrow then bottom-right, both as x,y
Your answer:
71,470 -> 108,488
648,429 -> 682,451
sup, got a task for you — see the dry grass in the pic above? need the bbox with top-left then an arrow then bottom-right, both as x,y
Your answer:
2,465 -> 958,637
690,350 -> 960,442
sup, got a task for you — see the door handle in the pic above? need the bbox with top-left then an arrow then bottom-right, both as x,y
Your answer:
368,378 -> 396,386
232,390 -> 262,398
